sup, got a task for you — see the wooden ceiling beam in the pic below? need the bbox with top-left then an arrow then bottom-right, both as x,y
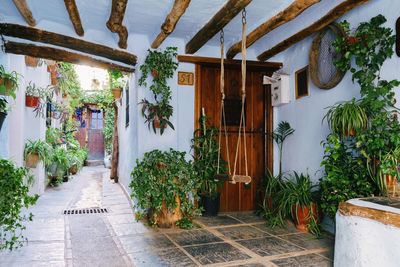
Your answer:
226,0 -> 320,59
12,0 -> 36,27
64,0 -> 84,36
151,0 -> 191,49
257,0 -> 369,61
0,23 -> 137,65
185,0 -> 252,54
107,0 -> 129,49
4,41 -> 134,73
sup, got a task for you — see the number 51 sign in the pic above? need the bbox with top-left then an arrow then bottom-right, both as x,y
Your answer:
178,72 -> 194,85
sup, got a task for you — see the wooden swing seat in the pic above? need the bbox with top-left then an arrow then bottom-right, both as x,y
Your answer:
230,175 -> 252,185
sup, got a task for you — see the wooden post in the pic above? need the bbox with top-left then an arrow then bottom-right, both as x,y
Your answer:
12,0 -> 36,27
64,0 -> 84,36
107,0 -> 129,49
110,102 -> 119,182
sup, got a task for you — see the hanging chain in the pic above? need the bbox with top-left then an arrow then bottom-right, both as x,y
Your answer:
242,8 -> 247,24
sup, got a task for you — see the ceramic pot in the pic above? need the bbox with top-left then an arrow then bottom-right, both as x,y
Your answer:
25,95 -> 40,108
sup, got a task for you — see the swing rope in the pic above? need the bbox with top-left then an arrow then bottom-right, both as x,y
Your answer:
217,29 -> 231,177
231,8 -> 251,185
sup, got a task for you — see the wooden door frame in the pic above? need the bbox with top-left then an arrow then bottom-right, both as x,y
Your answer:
193,61 -> 278,189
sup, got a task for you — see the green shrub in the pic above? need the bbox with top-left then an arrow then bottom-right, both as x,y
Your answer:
0,159 -> 38,250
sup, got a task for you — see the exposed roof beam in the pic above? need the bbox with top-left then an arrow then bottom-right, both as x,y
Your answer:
151,0 -> 191,49
106,0 -> 128,49
64,0 -> 84,36
185,0 -> 252,54
226,0 -> 320,59
0,23 -> 136,66
257,0 -> 369,61
12,0 -> 36,27
4,41 -> 134,72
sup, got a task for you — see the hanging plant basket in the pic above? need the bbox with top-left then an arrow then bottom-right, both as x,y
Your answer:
25,153 -> 40,168
25,56 -> 39,67
112,87 -> 122,100
0,111 -> 7,131
25,95 -> 40,108
0,78 -> 15,96
153,116 -> 166,129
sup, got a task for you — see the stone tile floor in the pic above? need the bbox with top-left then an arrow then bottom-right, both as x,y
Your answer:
0,166 -> 334,266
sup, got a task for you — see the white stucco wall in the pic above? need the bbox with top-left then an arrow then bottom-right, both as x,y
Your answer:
269,0 -> 400,182
0,52 -> 50,195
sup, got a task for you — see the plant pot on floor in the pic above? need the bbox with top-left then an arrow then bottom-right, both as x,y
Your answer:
149,196 -> 182,228
25,56 -> 39,67
385,175 -> 398,195
0,111 -> 6,131
69,165 -> 78,175
200,193 -> 220,216
25,153 -> 40,168
112,88 -> 122,100
0,78 -> 15,96
291,203 -> 318,232
25,95 -> 40,108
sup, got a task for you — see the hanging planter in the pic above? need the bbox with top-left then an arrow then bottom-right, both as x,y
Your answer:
25,56 -> 39,67
112,87 -> 122,100
25,95 -> 39,108
25,153 -> 40,168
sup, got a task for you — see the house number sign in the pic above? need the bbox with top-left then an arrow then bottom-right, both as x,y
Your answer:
178,72 -> 194,85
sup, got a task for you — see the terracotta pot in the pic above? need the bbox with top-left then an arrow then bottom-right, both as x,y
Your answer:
151,196 -> 182,228
0,111 -> 6,130
25,95 -> 40,108
151,69 -> 159,78
344,128 -> 356,137
26,153 -> 40,168
291,203 -> 318,232
0,78 -> 14,96
153,116 -> 166,129
69,165 -> 78,175
385,174 -> 398,194
47,64 -> 57,73
112,88 -> 122,99
25,56 -> 39,67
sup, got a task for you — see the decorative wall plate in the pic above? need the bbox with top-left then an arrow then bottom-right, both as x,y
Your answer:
309,23 -> 346,90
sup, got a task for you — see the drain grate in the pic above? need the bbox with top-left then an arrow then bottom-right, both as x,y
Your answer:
63,207 -> 108,215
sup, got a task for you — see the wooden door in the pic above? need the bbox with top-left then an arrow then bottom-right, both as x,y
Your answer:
87,108 -> 104,160
196,64 -> 273,212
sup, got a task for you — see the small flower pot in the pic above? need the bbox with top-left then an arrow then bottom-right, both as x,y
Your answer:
25,153 -> 40,168
153,116 -> 166,129
291,203 -> 318,232
112,87 -> 122,100
200,193 -> 220,216
25,95 -> 40,108
47,64 -> 57,73
0,78 -> 15,96
25,56 -> 39,67
0,111 -> 7,131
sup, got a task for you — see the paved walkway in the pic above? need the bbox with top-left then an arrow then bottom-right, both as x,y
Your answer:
0,166 -> 334,267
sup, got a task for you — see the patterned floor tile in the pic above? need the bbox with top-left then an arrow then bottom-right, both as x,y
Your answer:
196,215 -> 242,227
237,236 -> 303,257
167,229 -> 223,246
280,233 -> 334,250
228,213 -> 265,223
272,253 -> 332,267
183,242 -> 250,265
129,248 -> 196,267
217,225 -> 270,240
119,233 -> 175,253
252,222 -> 299,236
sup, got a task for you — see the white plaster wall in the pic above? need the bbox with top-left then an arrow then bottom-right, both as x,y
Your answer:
335,199 -> 400,267
0,52 -> 50,195
269,0 -> 400,181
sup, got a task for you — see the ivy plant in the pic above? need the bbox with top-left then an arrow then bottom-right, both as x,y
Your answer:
138,47 -> 178,134
0,159 -> 39,250
129,149 -> 201,228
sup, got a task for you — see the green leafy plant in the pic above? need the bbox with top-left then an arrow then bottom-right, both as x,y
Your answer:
57,62 -> 83,111
323,98 -> 368,136
47,146 -> 69,185
109,69 -> 127,89
191,115 -> 225,196
272,121 -> 294,176
24,140 -> 53,166
0,65 -> 20,99
139,47 -> 178,134
0,98 -> 9,113
129,149 -> 200,228
0,159 -> 39,250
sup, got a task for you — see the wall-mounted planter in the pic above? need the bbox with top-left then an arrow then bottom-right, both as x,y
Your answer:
112,87 -> 122,100
0,111 -> 7,130
25,95 -> 39,108
0,78 -> 14,96
25,56 -> 39,67
25,153 -> 40,168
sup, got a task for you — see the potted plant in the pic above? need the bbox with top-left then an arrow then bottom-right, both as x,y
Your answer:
191,114 -> 225,216
272,121 -> 295,176
0,65 -> 20,98
109,70 -> 126,100
25,56 -> 39,67
0,98 -> 8,131
279,172 -> 320,236
130,149 -> 201,228
138,47 -> 178,135
25,82 -> 41,108
323,98 -> 368,137
24,140 -> 52,168
47,146 -> 69,185
378,149 -> 400,196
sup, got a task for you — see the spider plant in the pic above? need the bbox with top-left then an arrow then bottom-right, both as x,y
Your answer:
24,139 -> 53,166
323,98 -> 368,137
0,65 -> 20,99
272,121 -> 295,176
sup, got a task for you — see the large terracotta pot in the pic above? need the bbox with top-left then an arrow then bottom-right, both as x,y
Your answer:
112,88 -> 122,100
25,95 -> 40,108
25,153 -> 40,168
149,196 -> 182,228
25,56 -> 39,67
291,203 -> 318,232
0,78 -> 14,96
